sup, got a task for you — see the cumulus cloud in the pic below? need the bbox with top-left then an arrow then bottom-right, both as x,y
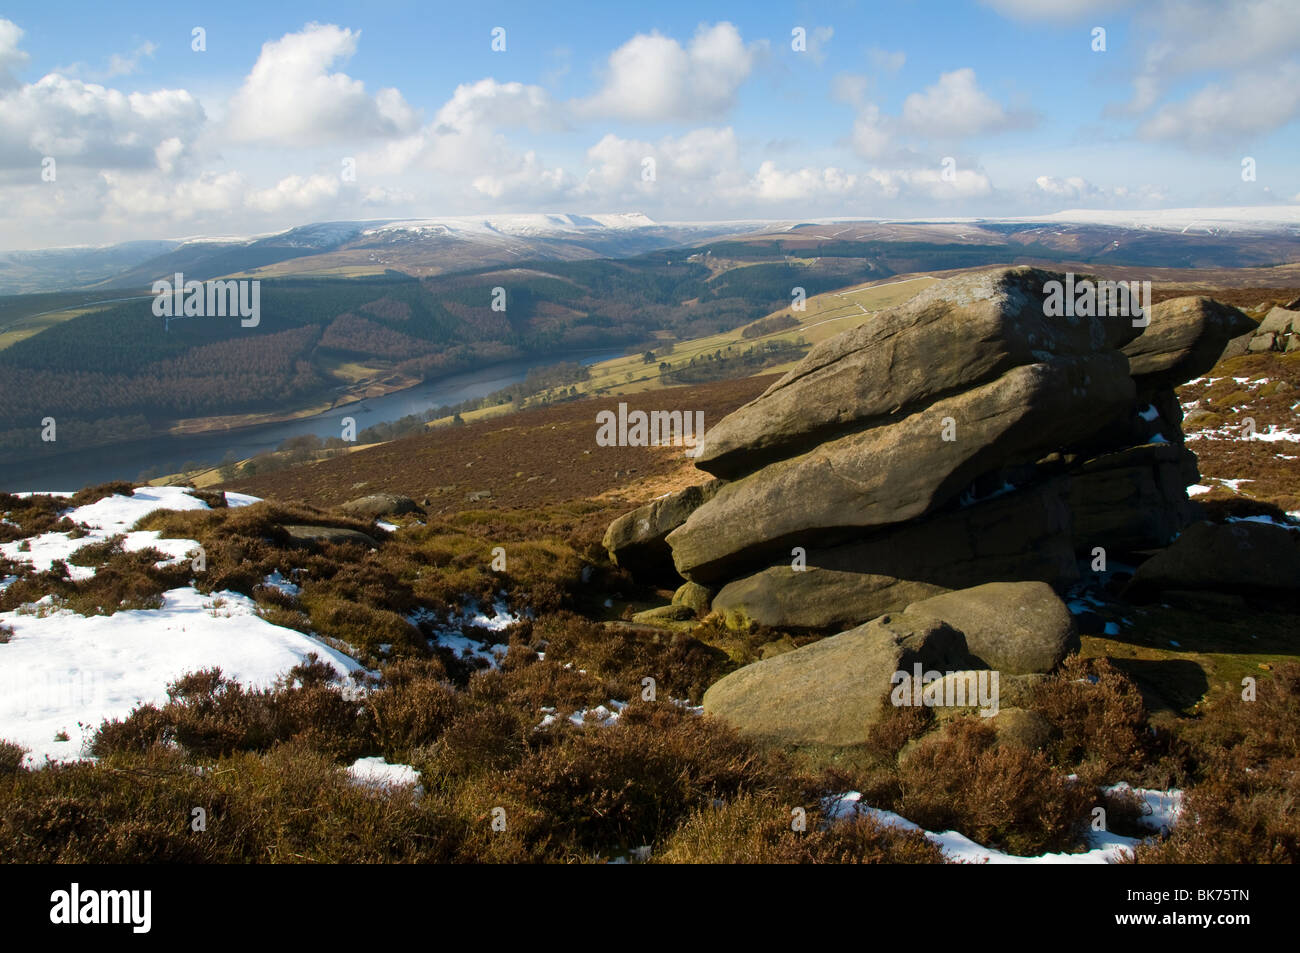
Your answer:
0,18 -> 29,88
226,23 -> 417,146
100,169 -> 246,221
570,125 -> 995,214
1141,0 -> 1300,75
1139,63 -> 1300,147
1032,174 -> 1167,206
0,74 -> 205,170
577,22 -> 762,121
867,166 -> 994,201
1117,1 -> 1300,128
579,127 -> 740,197
434,78 -> 556,134
472,151 -> 573,202
351,77 -> 565,195
750,161 -> 858,201
902,68 -> 1033,137
245,172 -> 341,213
842,68 -> 1029,164
1034,174 -> 1098,200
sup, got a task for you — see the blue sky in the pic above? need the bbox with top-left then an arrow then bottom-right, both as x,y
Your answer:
0,0 -> 1297,247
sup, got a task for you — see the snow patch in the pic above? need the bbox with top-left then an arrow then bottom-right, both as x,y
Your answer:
0,587 -> 361,767
347,757 -> 421,792
825,790 -> 1180,864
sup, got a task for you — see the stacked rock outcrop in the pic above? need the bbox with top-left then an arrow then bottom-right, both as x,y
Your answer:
604,267 -> 1254,630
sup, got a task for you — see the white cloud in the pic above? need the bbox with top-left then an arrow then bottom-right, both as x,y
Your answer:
851,104 -> 893,159
575,127 -> 750,206
1034,174 -> 1097,199
1118,2 -> 1300,124
833,73 -> 871,107
1031,174 -> 1168,207
868,166 -> 994,201
1139,64 -> 1300,146
1143,0 -> 1300,74
245,172 -> 341,213
577,22 -> 762,121
750,161 -> 858,201
0,74 -> 205,170
868,47 -> 906,74
107,42 -> 157,79
902,68 -> 1032,138
472,151 -> 572,202
101,169 -> 246,221
0,18 -> 29,88
434,78 -> 556,134
573,126 -> 995,213
353,78 -> 566,193
226,23 -> 417,146
804,26 -> 834,66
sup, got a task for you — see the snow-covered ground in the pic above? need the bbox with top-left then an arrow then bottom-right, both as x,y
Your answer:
826,785 -> 1183,864
0,487 -> 363,767
0,485 -> 217,579
347,756 -> 421,791
0,587 -> 362,767
408,599 -> 523,668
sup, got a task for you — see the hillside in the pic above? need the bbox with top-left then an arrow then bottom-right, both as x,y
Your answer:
3,267 -> 1300,868
0,257 -> 865,470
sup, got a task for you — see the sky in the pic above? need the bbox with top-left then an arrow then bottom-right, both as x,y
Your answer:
0,0 -> 1297,249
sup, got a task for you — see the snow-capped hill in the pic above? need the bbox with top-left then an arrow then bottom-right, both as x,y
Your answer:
361,212 -> 658,239
1029,205 -> 1300,234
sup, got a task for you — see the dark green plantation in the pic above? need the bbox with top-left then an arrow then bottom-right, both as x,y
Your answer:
0,253 -> 874,462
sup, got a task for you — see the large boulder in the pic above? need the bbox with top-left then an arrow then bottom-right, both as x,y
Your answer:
1127,520 -> 1300,596
694,267 -> 1142,479
1122,297 -> 1254,391
710,479 -> 1076,629
669,355 -> 1133,582
602,480 -> 720,582
904,581 -> 1078,675
339,493 -> 420,518
701,610 -> 975,747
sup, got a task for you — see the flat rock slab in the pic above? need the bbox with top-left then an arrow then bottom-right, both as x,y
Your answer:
282,524 -> 379,548
694,267 -> 1141,479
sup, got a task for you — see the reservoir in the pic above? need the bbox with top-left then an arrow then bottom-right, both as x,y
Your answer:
1,348 -> 622,492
